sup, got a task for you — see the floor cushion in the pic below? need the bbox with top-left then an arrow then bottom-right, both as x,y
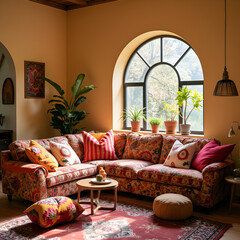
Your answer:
24,196 -> 84,228
153,193 -> 193,220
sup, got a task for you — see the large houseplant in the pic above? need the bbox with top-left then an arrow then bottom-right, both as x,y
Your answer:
43,73 -> 96,135
122,106 -> 146,132
163,102 -> 178,134
176,86 -> 203,135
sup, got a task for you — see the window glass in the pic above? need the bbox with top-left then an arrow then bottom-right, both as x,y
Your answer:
138,38 -> 161,66
126,86 -> 143,127
163,37 -> 188,65
182,85 -> 203,131
125,53 -> 148,83
176,49 -> 204,81
147,64 -> 178,130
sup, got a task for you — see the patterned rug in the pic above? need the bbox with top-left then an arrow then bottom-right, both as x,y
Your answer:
0,199 -> 231,240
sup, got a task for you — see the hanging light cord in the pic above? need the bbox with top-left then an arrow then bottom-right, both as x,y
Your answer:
224,0 -> 227,68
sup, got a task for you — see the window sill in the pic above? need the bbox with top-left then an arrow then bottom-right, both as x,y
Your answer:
113,129 -> 205,138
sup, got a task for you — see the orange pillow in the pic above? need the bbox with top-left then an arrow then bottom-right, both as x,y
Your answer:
25,140 -> 58,172
90,132 -> 106,141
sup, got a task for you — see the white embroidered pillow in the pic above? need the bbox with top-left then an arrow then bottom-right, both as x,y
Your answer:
163,140 -> 196,169
50,141 -> 81,166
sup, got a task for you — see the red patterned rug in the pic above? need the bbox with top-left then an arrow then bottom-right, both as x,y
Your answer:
0,200 -> 231,240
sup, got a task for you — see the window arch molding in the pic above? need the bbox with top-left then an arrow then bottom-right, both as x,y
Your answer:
123,35 -> 204,134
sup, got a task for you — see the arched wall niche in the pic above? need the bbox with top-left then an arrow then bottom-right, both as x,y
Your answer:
0,41 -> 16,140
112,30 -> 183,130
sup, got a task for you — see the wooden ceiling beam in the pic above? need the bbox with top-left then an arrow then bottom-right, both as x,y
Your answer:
66,0 -> 87,5
30,0 -> 67,10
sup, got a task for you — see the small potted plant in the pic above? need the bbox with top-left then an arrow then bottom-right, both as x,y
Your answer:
148,117 -> 163,133
163,102 -> 178,134
122,106 -> 146,132
176,86 -> 203,135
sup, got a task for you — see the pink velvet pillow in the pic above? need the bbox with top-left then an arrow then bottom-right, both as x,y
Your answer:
191,139 -> 235,171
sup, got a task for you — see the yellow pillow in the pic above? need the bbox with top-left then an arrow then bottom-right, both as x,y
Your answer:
25,140 -> 58,172
90,132 -> 106,141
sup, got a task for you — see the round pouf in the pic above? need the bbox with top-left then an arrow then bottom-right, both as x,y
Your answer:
153,193 -> 193,220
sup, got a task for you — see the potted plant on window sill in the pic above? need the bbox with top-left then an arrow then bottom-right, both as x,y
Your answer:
122,106 -> 146,132
176,86 -> 203,135
163,102 -> 178,134
149,117 -> 163,133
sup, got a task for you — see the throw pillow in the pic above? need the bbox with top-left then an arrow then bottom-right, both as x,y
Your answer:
164,140 -> 197,169
50,141 -> 81,166
82,129 -> 118,162
24,196 -> 84,228
122,133 -> 163,163
191,139 -> 235,171
25,140 -> 58,172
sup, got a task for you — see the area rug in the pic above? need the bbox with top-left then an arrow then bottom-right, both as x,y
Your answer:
0,199 -> 231,240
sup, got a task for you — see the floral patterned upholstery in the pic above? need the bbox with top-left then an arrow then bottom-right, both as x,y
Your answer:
97,159 -> 153,179
9,136 -> 68,162
138,164 -> 202,189
46,164 -> 97,187
159,135 -> 213,164
122,133 -> 163,163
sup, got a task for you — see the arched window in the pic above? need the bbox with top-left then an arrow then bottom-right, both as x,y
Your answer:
123,35 -> 204,134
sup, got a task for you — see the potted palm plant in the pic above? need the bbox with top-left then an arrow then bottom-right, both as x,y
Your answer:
176,86 -> 203,135
163,102 -> 178,134
41,73 -> 96,135
122,106 -> 146,132
149,117 -> 163,133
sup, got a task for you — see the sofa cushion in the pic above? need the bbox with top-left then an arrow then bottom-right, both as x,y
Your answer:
164,141 -> 197,169
192,139 -> 235,171
159,135 -> 213,164
65,134 -> 84,160
113,133 -> 127,159
122,133 -> 163,163
50,141 -> 81,166
46,163 -> 97,187
9,136 -> 68,162
82,130 -> 118,162
25,140 -> 59,172
138,164 -> 203,189
97,159 -> 153,179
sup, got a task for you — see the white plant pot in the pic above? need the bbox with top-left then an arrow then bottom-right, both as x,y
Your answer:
180,124 -> 191,135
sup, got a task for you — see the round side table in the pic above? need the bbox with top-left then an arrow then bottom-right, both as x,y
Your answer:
77,178 -> 118,215
225,176 -> 240,211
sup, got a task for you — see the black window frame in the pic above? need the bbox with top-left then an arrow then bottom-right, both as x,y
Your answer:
123,35 -> 204,135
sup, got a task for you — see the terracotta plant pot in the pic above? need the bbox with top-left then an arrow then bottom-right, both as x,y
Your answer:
180,124 -> 191,135
131,121 -> 141,132
164,121 -> 177,134
151,124 -> 159,133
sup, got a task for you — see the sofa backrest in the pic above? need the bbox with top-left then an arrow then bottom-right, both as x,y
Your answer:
9,136 -> 68,162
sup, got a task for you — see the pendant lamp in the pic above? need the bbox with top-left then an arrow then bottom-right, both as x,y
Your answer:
213,0 -> 238,96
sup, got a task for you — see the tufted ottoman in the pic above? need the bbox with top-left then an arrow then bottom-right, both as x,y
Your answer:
153,193 -> 193,220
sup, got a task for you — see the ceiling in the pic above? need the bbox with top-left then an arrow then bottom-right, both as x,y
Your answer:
30,0 -> 119,11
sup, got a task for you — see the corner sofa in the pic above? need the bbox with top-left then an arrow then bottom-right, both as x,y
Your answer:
1,132 -> 234,208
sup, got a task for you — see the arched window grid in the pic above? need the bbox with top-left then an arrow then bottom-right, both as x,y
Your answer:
123,35 -> 204,135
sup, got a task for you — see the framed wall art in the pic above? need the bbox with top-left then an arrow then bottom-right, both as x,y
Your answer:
2,77 -> 14,104
24,61 -> 45,98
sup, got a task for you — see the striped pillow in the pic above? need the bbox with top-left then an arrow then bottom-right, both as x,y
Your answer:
82,129 -> 118,162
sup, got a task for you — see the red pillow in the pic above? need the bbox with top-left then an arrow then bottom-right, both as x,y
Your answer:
82,129 -> 118,162
191,139 -> 235,171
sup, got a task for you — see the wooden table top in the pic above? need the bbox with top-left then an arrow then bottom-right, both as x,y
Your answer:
77,178 -> 118,190
225,176 -> 240,184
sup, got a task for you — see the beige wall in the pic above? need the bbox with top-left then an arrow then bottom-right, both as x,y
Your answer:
67,0 -> 240,164
0,0 -> 67,140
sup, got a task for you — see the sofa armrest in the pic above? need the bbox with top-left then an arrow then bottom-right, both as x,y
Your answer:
200,158 -> 234,208
1,160 -> 48,202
